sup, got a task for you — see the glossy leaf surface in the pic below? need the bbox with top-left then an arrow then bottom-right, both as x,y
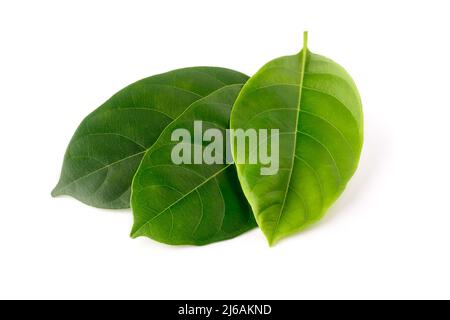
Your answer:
52,67 -> 248,209
231,33 -> 363,245
131,85 -> 256,245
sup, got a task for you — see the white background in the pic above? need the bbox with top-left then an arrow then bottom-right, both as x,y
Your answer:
1,0 -> 449,300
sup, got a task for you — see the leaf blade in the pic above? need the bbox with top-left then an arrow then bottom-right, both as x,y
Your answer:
131,85 -> 256,246
231,34 -> 363,245
53,67 -> 249,209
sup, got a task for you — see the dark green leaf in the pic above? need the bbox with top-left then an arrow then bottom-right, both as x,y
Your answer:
52,67 -> 248,209
131,85 -> 256,245
230,33 -> 363,245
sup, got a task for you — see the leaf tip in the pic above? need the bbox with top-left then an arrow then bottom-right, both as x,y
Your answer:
130,228 -> 140,239
266,235 -> 278,247
51,186 -> 61,198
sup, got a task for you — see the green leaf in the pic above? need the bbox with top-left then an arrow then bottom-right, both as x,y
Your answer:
230,32 -> 364,245
52,67 -> 249,209
131,85 -> 256,246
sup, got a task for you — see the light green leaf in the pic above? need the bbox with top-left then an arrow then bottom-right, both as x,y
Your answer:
131,85 -> 256,246
52,67 -> 249,209
230,32 -> 363,245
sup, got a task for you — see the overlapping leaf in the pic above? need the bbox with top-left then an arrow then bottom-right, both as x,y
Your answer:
131,85 -> 256,245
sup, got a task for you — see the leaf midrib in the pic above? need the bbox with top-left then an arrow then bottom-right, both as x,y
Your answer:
269,34 -> 308,244
52,151 -> 147,195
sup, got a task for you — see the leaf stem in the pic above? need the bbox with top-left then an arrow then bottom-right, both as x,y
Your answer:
303,31 -> 308,51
